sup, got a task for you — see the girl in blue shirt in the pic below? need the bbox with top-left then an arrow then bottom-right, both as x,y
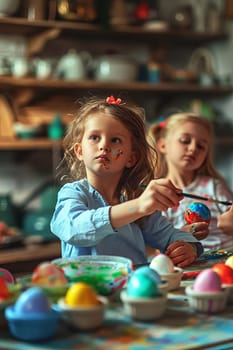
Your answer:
51,96 -> 203,267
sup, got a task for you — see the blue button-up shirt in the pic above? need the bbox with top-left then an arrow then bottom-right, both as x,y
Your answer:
50,179 -> 203,265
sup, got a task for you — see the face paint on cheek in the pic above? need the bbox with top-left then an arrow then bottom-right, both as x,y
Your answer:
114,149 -> 123,160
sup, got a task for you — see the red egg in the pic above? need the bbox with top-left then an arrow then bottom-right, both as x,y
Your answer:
0,276 -> 10,300
212,263 -> 233,285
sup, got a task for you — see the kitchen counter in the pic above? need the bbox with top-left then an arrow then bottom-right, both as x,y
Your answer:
0,240 -> 61,276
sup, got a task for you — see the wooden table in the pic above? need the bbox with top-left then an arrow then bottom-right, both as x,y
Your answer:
1,283 -> 233,349
1,248 -> 233,349
0,240 -> 61,276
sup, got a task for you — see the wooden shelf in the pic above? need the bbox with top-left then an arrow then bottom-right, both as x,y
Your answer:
0,17 -> 228,43
1,76 -> 232,95
0,138 -> 62,150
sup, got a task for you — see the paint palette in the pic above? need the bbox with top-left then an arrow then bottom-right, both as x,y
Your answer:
52,255 -> 133,296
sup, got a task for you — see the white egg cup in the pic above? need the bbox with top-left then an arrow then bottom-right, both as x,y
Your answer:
56,297 -> 105,330
120,290 -> 167,321
185,285 -> 228,313
160,267 -> 183,291
223,284 -> 233,304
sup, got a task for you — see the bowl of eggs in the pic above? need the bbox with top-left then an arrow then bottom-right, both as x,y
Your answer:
52,255 -> 133,296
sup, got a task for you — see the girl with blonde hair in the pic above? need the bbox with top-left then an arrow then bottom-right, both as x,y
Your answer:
148,112 -> 233,250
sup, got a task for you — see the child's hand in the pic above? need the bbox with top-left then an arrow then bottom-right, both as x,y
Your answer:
181,222 -> 209,240
138,178 -> 182,215
165,240 -> 197,268
217,205 -> 233,235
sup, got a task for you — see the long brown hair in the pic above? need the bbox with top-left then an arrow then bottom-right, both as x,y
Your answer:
58,96 -> 159,201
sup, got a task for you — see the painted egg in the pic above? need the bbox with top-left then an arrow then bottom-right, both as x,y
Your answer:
65,282 -> 99,307
225,256 -> 233,270
193,269 -> 222,292
0,268 -> 14,284
127,272 -> 160,298
212,263 -> 233,285
134,266 -> 161,284
14,287 -> 50,315
149,254 -> 174,274
184,202 -> 211,224
32,262 -> 68,286
0,276 -> 11,301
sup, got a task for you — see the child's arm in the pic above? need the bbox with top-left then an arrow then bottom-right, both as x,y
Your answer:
110,178 -> 183,229
217,205 -> 233,235
165,240 -> 198,268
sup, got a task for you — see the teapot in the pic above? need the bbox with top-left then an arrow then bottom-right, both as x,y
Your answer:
56,49 -> 92,80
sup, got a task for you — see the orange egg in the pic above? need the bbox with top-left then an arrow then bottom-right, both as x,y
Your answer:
212,263 -> 233,285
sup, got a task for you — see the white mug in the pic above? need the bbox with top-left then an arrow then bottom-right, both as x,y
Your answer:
11,57 -> 29,78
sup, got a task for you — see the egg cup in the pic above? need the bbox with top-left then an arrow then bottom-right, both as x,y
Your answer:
223,284 -> 233,304
185,285 -> 228,313
160,267 -> 183,291
54,297 -> 105,330
158,280 -> 169,295
5,305 -> 59,341
120,290 -> 167,321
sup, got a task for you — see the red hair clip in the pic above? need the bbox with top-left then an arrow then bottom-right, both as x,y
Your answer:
106,95 -> 123,105
158,120 -> 167,128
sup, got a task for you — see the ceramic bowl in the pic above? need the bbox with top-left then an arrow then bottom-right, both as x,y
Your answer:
5,287 -> 60,341
13,122 -> 42,139
53,255 -> 133,296
5,305 -> 59,341
223,284 -> 233,304
120,290 -> 167,321
158,280 -> 169,295
185,285 -> 228,313
54,297 -> 105,330
160,267 -> 183,291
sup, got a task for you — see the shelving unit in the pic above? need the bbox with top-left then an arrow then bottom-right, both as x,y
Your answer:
0,17 -> 232,151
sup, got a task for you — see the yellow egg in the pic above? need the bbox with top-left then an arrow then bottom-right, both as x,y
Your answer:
65,282 -> 99,307
225,255 -> 233,269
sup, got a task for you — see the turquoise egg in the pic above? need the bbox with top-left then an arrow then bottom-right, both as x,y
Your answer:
127,269 -> 160,298
134,266 -> 161,284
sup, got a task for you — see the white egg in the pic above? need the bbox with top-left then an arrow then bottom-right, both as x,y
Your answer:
149,254 -> 174,274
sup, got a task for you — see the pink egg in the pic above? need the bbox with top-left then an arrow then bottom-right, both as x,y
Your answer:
193,269 -> 222,292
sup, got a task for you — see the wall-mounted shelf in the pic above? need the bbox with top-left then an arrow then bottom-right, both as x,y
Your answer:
0,17 -> 228,43
0,138 -> 61,150
1,76 -> 232,95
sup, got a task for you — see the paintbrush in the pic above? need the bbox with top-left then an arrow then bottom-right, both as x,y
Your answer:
179,192 -> 232,206
138,183 -> 232,206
